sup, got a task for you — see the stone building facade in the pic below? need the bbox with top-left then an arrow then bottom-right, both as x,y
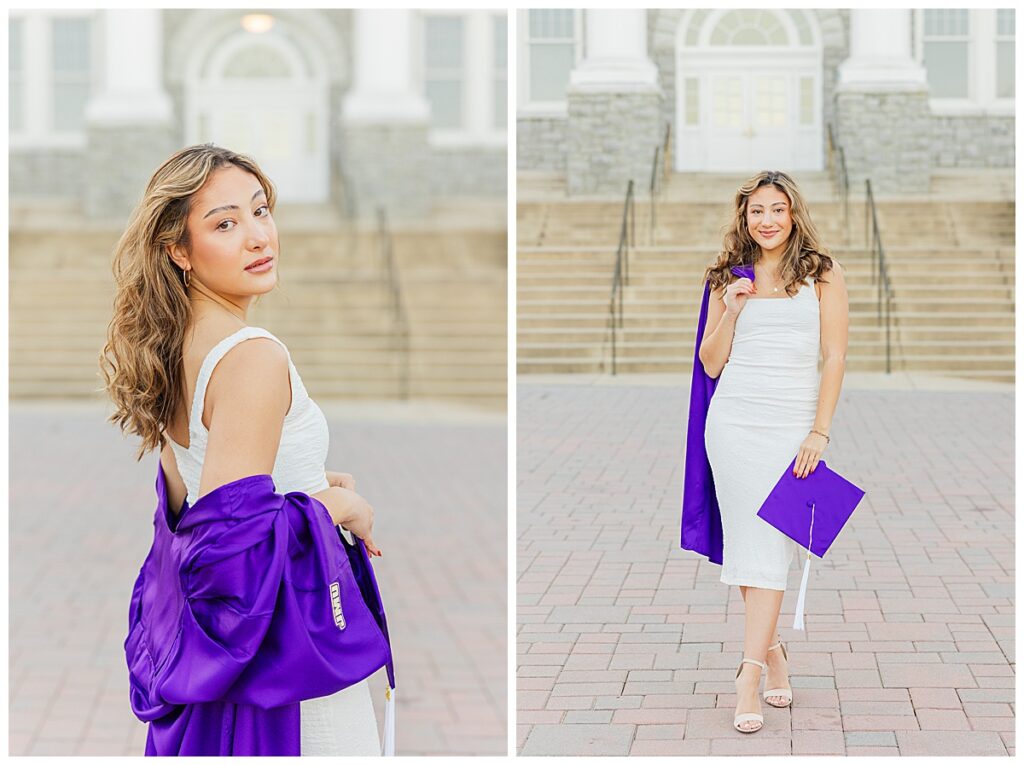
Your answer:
517,8 -> 1015,194
10,9 -> 507,221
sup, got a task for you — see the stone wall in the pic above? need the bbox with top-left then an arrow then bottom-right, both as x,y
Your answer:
9,149 -> 88,202
931,115 -> 1015,168
430,146 -> 506,198
516,116 -> 567,172
566,86 -> 664,195
338,121 -> 432,219
835,88 -> 932,193
84,124 -> 178,222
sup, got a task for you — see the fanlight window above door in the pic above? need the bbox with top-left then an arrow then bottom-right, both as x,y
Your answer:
222,44 -> 292,79
709,10 -> 789,46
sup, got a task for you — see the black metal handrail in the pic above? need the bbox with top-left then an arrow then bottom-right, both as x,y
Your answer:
607,180 -> 636,375
864,179 -> 898,374
648,122 -> 672,245
376,207 -> 410,398
827,123 -> 849,240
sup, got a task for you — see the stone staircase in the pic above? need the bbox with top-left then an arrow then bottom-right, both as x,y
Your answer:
11,205 -> 506,409
518,172 -> 1014,383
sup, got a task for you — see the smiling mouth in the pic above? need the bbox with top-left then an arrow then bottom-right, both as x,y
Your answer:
245,257 -> 273,270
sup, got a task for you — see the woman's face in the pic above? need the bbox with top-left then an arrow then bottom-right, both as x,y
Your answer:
173,164 -> 279,302
745,184 -> 792,255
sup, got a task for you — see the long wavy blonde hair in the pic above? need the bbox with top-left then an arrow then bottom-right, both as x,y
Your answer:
99,144 -> 277,461
704,170 -> 834,297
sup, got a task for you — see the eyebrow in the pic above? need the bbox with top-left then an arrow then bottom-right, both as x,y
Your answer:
202,188 -> 267,220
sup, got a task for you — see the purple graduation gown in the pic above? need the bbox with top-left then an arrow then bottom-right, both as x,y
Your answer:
125,465 -> 392,755
680,267 -> 753,565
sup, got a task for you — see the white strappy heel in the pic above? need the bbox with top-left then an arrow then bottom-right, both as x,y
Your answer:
733,657 -> 765,733
763,640 -> 793,708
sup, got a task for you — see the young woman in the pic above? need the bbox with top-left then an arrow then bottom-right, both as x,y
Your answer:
682,170 -> 849,733
101,144 -> 386,754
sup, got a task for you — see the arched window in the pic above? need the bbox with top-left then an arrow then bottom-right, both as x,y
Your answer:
709,10 -> 789,46
222,44 -> 292,79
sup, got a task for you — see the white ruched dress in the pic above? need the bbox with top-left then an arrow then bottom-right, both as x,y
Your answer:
704,280 -> 821,591
167,326 -> 381,756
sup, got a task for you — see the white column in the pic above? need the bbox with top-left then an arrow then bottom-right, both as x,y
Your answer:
569,9 -> 658,89
838,9 -> 927,90
85,9 -> 173,125
342,9 -> 429,123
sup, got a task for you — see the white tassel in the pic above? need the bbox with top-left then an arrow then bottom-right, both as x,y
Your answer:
382,686 -> 396,756
793,500 -> 815,631
792,553 -> 811,630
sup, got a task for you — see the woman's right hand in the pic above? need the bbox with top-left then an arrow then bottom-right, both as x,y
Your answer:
723,277 -> 756,315
314,486 -> 382,557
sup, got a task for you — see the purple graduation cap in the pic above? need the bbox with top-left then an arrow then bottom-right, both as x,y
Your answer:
680,264 -> 754,564
756,458 -> 866,629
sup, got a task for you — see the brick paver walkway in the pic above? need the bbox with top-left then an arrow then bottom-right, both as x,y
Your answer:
10,401 -> 506,755
517,378 -> 1014,756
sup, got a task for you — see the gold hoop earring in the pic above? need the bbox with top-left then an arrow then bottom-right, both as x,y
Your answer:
182,269 -> 191,288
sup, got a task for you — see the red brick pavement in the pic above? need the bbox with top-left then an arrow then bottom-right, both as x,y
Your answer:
10,401 -> 506,755
517,379 -> 1014,756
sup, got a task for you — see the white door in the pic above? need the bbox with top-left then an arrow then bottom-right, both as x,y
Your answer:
683,67 -> 815,172
187,32 -> 329,204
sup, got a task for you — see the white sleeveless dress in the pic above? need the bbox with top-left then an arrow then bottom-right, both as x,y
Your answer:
167,325 -> 381,755
704,280 -> 821,590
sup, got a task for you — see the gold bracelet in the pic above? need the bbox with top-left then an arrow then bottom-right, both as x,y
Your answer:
810,429 -> 830,444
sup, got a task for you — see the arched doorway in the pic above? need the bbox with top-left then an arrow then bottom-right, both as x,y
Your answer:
185,21 -> 330,203
674,9 -> 823,173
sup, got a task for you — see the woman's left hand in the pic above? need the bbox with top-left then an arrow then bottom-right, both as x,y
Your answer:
793,432 -> 828,479
326,470 -> 356,491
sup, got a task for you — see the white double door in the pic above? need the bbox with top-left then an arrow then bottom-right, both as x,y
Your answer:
677,60 -> 822,173
188,84 -> 329,204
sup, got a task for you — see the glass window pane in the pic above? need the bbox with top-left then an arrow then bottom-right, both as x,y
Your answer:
529,9 -> 572,40
997,9 -> 1015,37
494,76 -> 506,129
53,17 -> 90,73
223,45 -> 290,78
800,76 -> 813,125
712,76 -> 742,129
425,17 -> 462,70
924,9 -> 968,37
425,80 -> 461,128
755,78 -> 786,127
10,18 -> 22,131
684,78 -> 699,125
712,9 -> 787,46
10,17 -> 22,71
494,16 -> 506,129
997,40 -> 1014,98
924,40 -> 969,98
529,42 -> 574,101
54,81 -> 89,131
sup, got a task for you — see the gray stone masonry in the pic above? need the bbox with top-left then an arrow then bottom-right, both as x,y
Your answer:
338,121 -> 432,220
567,86 -> 665,196
430,146 -> 506,198
9,149 -> 88,202
84,124 -> 177,223
518,116 -> 568,172
932,115 -> 1015,168
835,87 -> 931,194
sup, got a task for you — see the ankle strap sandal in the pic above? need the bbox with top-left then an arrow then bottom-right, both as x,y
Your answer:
763,640 -> 793,708
734,658 -> 766,733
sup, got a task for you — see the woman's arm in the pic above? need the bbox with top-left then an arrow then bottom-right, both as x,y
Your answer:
794,263 -> 850,478
199,338 -> 379,552
159,442 -> 189,515
813,263 -> 850,435
699,282 -> 745,378
198,338 -> 291,499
